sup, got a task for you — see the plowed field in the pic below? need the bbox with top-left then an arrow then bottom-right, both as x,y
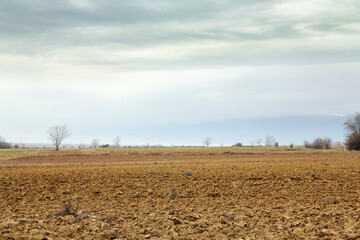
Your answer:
1,148 -> 360,239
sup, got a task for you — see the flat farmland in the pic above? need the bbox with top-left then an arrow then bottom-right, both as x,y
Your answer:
1,148 -> 360,239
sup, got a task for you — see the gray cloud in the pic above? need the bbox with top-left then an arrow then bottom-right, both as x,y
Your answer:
1,0 -> 360,69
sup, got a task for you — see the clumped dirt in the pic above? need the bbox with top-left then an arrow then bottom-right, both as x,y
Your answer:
0,148 -> 360,239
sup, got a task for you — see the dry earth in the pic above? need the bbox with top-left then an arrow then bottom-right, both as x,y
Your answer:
0,148 -> 360,239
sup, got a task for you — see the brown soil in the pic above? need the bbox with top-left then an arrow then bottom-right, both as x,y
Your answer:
0,148 -> 360,239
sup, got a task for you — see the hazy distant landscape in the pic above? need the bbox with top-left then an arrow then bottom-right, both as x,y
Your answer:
0,115 -> 349,148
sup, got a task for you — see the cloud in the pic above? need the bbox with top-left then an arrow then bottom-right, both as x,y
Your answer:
1,0 -> 360,143
1,0 -> 360,72
69,0 -> 95,10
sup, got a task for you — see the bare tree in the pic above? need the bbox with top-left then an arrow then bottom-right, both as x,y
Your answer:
333,141 -> 344,148
203,137 -> 213,147
344,112 -> 360,150
0,135 -> 10,149
113,136 -> 121,148
91,139 -> 99,149
47,125 -> 70,151
78,143 -> 86,149
256,138 -> 262,146
265,135 -> 276,147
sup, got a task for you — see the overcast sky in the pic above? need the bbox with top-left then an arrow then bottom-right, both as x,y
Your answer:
1,0 -> 360,145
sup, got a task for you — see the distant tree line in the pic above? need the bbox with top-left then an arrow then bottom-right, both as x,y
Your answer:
4,114 -> 360,151
302,113 -> 360,151
304,138 -> 333,149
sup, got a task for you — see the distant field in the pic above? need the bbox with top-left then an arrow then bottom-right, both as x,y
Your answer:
0,149 -> 47,162
0,148 -> 359,239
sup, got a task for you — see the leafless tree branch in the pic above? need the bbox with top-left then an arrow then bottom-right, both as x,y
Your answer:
47,125 -> 70,151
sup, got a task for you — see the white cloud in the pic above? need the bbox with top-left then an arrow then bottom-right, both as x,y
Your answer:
0,0 -> 360,143
69,0 -> 95,9
272,0 -> 332,16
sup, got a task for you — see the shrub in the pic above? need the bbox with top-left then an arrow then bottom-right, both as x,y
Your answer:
232,142 -> 243,147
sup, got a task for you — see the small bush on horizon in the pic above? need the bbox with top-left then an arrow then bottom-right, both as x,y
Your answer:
232,142 -> 243,147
